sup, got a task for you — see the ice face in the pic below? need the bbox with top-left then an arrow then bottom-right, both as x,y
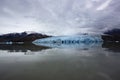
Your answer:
32,35 -> 103,48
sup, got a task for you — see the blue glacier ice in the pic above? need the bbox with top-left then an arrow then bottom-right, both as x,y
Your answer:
32,35 -> 103,48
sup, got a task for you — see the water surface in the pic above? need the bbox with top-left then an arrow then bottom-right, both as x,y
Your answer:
0,42 -> 120,80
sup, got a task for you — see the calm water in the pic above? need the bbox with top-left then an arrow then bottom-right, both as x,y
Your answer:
0,43 -> 120,80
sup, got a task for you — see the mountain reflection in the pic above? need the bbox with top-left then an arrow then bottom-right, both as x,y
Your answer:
0,44 -> 50,52
0,42 -> 120,53
102,42 -> 120,53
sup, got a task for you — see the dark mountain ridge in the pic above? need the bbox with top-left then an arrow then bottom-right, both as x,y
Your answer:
0,32 -> 51,43
102,28 -> 120,42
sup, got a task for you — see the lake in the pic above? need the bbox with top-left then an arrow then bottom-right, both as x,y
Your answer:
0,42 -> 120,80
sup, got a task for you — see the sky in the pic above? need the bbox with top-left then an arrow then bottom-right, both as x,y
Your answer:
0,0 -> 120,35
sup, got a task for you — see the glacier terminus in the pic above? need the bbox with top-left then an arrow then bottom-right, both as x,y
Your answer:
32,35 -> 103,48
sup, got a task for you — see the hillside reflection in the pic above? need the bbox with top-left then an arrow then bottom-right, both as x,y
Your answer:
0,42 -> 120,53
102,42 -> 120,52
0,44 -> 50,52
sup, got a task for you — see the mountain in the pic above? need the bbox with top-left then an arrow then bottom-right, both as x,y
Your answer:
104,28 -> 120,35
102,28 -> 120,42
0,29 -> 120,44
0,32 -> 51,43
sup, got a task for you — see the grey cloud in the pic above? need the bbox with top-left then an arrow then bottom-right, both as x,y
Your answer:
0,0 -> 120,35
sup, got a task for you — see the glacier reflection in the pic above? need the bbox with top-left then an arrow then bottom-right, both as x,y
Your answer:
33,35 -> 103,48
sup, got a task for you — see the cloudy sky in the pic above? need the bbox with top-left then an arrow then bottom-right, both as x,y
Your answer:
0,0 -> 120,35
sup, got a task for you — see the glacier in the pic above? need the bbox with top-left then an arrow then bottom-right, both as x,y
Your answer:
32,35 -> 103,48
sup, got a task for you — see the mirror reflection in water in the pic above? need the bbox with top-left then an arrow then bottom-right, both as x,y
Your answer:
0,42 -> 120,80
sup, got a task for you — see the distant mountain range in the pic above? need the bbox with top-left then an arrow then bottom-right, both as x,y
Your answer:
0,28 -> 120,44
0,32 -> 51,43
